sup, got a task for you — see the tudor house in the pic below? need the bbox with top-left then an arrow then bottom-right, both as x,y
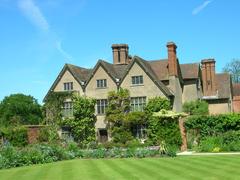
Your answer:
45,42 -> 235,141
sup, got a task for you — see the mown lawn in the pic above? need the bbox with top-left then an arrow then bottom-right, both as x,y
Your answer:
0,155 -> 240,180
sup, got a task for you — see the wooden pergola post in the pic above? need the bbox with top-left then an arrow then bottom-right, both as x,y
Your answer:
179,117 -> 187,151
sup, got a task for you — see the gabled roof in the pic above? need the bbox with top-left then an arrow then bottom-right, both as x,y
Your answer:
67,64 -> 92,82
43,64 -> 92,102
180,63 -> 200,80
233,83 -> 240,96
119,56 -> 173,97
148,60 -> 200,80
100,60 -> 128,80
148,59 -> 169,80
215,73 -> 232,99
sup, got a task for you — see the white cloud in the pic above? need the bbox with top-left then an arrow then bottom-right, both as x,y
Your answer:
18,0 -> 74,60
18,0 -> 49,31
17,0 -> 74,61
56,40 -> 73,61
192,0 -> 213,15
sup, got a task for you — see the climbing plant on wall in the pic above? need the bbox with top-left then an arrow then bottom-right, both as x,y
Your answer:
42,91 -> 72,142
105,88 -> 133,144
62,95 -> 96,146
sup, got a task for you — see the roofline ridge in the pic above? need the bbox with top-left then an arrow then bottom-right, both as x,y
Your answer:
148,59 -> 168,62
180,62 -> 200,65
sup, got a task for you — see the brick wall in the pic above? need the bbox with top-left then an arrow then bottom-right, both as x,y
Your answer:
26,126 -> 45,144
233,96 -> 240,113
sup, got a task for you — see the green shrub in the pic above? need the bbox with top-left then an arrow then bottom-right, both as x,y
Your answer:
166,145 -> 178,157
147,116 -> 182,147
185,114 -> 240,151
0,144 -> 176,170
198,136 -> 223,152
221,131 -> 240,151
4,126 -> 28,147
183,100 -> 209,115
125,139 -> 144,148
37,126 -> 50,142
185,114 -> 240,137
144,97 -> 171,115
111,127 -> 134,144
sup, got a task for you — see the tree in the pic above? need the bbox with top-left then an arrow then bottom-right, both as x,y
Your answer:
62,95 -> 96,146
0,93 -> 42,126
223,59 -> 240,83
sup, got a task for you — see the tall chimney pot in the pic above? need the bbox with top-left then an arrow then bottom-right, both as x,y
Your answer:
111,44 -> 129,65
167,42 -> 178,76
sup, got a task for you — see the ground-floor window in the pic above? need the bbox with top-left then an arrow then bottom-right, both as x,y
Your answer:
131,97 -> 146,112
131,124 -> 147,139
61,126 -> 73,141
62,101 -> 73,117
98,129 -> 108,143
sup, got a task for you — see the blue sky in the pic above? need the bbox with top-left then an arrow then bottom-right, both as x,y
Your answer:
0,0 -> 240,104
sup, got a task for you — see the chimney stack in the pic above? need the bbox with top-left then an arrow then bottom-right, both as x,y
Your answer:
167,42 -> 178,76
112,44 -> 129,65
201,59 -> 216,96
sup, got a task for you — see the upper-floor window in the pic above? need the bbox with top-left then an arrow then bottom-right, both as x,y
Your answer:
96,99 -> 108,115
132,76 -> 143,85
131,97 -> 146,112
62,101 -> 73,117
64,82 -> 73,91
97,79 -> 107,88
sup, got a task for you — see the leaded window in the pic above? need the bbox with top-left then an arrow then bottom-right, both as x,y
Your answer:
62,102 -> 73,117
64,82 -> 73,91
131,97 -> 146,112
96,99 -> 108,114
132,76 -> 143,85
97,79 -> 107,88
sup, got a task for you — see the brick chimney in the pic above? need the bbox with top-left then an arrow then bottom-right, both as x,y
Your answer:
112,44 -> 129,65
201,59 -> 216,96
167,42 -> 178,76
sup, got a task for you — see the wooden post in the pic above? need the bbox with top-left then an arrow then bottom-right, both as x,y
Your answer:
179,117 -> 187,151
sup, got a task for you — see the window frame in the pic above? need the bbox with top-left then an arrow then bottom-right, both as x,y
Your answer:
63,82 -> 73,91
131,96 -> 146,112
96,99 -> 108,115
131,75 -> 143,85
62,101 -> 73,117
131,124 -> 147,139
96,79 -> 107,88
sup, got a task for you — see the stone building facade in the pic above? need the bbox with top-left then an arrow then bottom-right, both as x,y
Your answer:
45,42 -> 235,141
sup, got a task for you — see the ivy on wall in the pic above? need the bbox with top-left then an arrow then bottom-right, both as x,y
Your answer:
62,95 -> 96,146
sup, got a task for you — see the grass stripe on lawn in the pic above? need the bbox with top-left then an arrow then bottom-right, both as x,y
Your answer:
142,158 -> 200,180
119,158 -> 169,179
1,156 -> 240,180
100,159 -> 139,179
175,156 -> 240,179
